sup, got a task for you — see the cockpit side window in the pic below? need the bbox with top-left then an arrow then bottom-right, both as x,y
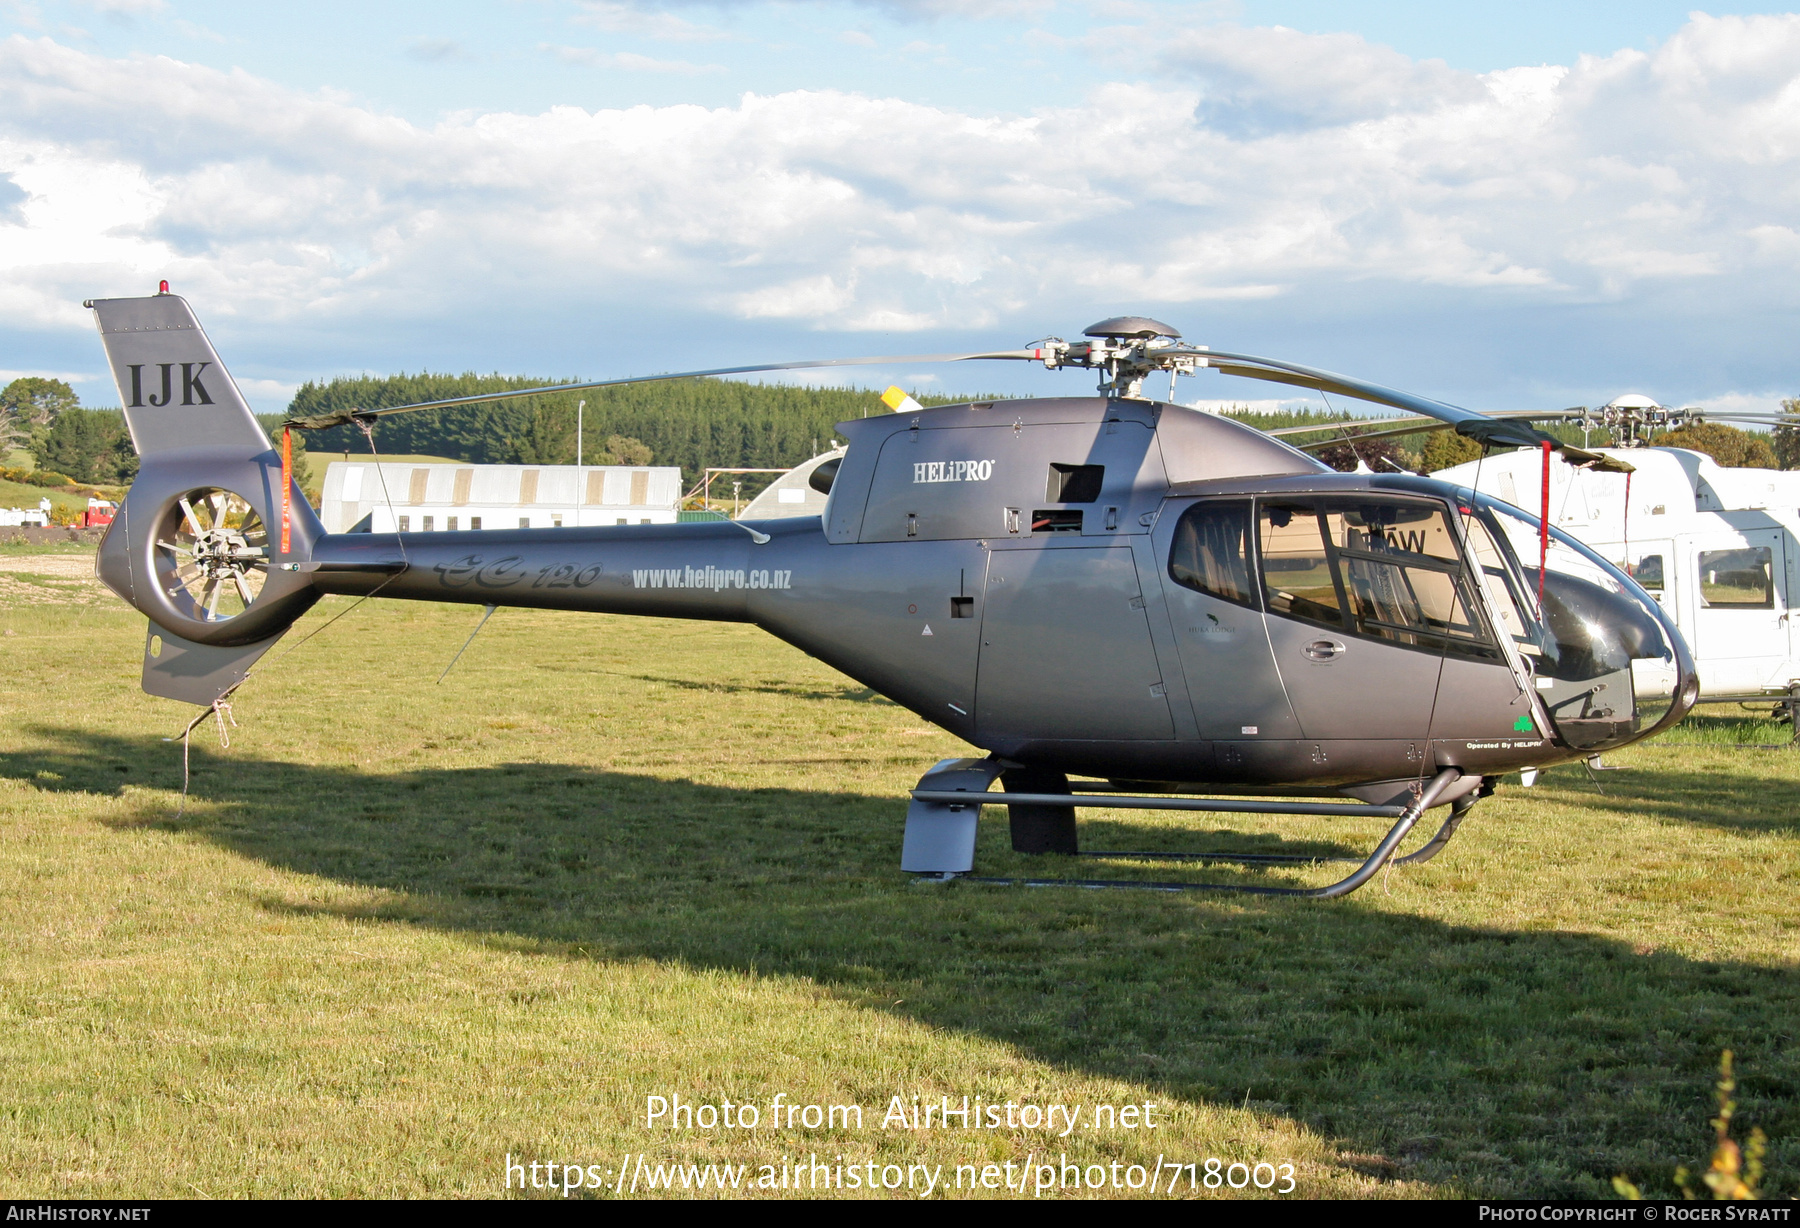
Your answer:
1259,496 -> 1499,660
1168,500 -> 1256,608
1465,514 -> 1534,649
1259,502 -> 1344,625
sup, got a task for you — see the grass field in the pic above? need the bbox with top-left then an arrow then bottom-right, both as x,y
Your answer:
0,476 -> 106,521
1,545 -> 1796,1199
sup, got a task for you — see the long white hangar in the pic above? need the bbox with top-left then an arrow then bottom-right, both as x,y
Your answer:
319,462 -> 682,533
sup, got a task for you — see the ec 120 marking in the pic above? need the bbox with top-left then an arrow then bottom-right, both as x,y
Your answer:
436,555 -> 604,589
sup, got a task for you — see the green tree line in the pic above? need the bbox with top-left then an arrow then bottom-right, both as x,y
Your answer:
7,373 -> 1800,489
285,373 -> 988,476
1,377 -> 136,484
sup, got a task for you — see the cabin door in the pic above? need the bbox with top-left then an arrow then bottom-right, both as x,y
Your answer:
975,545 -> 1174,742
1684,528 -> 1791,694
1160,499 -> 1299,740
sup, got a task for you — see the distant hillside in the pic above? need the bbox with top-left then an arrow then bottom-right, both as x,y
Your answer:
286,374 -> 994,476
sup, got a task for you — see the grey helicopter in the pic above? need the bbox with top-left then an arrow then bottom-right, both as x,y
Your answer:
84,290 -> 1698,898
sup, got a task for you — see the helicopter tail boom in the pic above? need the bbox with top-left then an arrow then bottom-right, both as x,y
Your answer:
301,520 -> 776,624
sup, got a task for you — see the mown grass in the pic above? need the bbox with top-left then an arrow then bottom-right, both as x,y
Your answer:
0,548 -> 1796,1199
1654,701 -> 1797,748
0,539 -> 100,557
0,477 -> 97,520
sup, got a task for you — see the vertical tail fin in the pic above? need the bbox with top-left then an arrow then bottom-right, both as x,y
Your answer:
86,291 -> 324,705
87,292 -> 272,458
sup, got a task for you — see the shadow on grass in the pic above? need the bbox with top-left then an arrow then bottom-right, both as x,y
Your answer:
1646,702 -> 1798,749
6,727 -> 1799,1198
1549,752 -> 1800,835
610,671 -> 893,705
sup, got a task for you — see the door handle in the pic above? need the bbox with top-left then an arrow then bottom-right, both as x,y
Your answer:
1304,639 -> 1346,661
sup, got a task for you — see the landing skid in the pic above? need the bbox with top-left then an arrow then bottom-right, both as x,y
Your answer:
901,758 -> 1473,898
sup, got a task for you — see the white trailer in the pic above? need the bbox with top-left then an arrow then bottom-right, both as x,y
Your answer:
1435,446 -> 1800,702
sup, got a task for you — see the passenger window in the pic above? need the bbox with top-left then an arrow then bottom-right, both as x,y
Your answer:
1169,500 -> 1255,607
1626,555 -> 1664,592
1699,547 -> 1773,608
1262,497 -> 1498,659
1259,502 -> 1342,625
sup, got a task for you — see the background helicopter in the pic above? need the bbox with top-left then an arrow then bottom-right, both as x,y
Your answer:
84,291 -> 1698,897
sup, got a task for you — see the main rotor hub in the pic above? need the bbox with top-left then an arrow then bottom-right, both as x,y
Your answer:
1082,316 -> 1182,341
1571,395 -> 1699,447
1034,317 -> 1206,400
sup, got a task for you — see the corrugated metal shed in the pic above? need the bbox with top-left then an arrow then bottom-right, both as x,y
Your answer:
320,462 -> 683,533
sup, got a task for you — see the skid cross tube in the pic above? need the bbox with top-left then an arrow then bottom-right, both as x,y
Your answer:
908,791 -> 1410,818
919,769 -> 1463,898
1077,850 -> 1362,866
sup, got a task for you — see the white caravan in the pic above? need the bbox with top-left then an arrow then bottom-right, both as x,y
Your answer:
1435,446 -> 1800,702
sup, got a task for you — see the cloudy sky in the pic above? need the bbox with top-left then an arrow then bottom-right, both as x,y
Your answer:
2,1 -> 1798,419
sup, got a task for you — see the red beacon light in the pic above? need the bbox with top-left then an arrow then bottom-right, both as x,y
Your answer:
158,280 -> 169,294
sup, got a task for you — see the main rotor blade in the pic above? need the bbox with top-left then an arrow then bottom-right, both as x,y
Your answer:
298,349 -> 1044,425
1260,409 -> 1584,439
1174,347 -> 1553,450
1290,419 -> 1457,450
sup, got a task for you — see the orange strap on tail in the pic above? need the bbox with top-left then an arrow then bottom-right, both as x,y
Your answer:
281,426 -> 293,556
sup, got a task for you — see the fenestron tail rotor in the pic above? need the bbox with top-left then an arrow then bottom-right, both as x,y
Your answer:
155,488 -> 269,622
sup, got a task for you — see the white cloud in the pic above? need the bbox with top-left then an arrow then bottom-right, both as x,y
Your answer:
0,16 -> 1794,406
584,0 -> 1053,22
570,1 -> 733,44
407,38 -> 468,64
171,19 -> 225,44
234,375 -> 300,407
544,44 -> 725,74
0,365 -> 95,382
1149,22 -> 1483,133
733,274 -> 856,319
1687,390 -> 1792,419
72,0 -> 163,17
